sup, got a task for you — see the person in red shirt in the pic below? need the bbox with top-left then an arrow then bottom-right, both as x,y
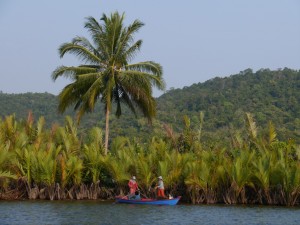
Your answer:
128,176 -> 138,195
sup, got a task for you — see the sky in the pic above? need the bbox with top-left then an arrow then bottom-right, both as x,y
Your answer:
0,0 -> 299,97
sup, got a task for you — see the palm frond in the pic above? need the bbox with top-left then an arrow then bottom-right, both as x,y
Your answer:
245,113 -> 257,140
52,66 -> 98,81
268,121 -> 277,144
0,170 -> 17,180
58,42 -> 100,64
126,62 -> 165,90
120,40 -> 142,62
114,88 -> 136,117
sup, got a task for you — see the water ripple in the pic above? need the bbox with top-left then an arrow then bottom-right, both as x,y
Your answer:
0,201 -> 300,225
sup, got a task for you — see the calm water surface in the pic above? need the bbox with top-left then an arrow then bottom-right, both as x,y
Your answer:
0,200 -> 300,225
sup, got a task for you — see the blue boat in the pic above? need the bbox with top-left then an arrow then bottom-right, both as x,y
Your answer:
115,196 -> 181,205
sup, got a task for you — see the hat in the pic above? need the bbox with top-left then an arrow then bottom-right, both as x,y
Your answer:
132,176 -> 136,180
158,176 -> 163,180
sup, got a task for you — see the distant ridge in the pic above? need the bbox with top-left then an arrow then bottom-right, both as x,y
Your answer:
1,67 -> 299,142
156,68 -> 300,141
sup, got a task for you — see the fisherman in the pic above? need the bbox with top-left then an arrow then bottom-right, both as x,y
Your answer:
128,176 -> 139,195
156,176 -> 166,198
129,190 -> 141,200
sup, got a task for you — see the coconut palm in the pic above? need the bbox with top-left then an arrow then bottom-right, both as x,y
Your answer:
52,12 -> 165,154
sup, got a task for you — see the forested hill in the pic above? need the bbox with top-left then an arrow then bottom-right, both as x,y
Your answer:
156,68 -> 300,141
0,67 -> 299,142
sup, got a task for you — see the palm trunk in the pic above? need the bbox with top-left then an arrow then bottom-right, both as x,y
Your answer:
104,108 -> 110,155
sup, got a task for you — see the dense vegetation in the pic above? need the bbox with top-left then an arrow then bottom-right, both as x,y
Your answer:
1,68 -> 300,205
157,67 -> 300,143
0,114 -> 300,206
1,68 -> 299,144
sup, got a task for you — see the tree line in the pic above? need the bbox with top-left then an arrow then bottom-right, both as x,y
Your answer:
1,67 -> 299,144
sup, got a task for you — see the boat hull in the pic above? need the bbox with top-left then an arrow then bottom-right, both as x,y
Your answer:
115,196 -> 181,205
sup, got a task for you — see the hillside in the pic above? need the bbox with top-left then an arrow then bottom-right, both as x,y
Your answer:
156,68 -> 300,141
0,67 -> 299,143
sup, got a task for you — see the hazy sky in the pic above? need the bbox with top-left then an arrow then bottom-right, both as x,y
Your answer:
1,0 -> 299,97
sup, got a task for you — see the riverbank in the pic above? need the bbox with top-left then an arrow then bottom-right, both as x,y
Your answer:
1,188 -> 300,207
1,115 -> 300,206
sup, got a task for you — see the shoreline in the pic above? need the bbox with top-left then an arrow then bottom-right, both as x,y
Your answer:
1,196 -> 300,208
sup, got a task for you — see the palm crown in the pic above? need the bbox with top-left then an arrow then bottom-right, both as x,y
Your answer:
52,12 -> 165,154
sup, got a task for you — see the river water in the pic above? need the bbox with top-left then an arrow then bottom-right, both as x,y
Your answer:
0,200 -> 299,225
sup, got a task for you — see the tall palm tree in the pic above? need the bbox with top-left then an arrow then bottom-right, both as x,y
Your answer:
52,12 -> 165,154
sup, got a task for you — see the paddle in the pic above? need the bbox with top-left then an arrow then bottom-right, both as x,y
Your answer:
134,189 -> 148,199
140,192 -> 149,199
148,184 -> 158,199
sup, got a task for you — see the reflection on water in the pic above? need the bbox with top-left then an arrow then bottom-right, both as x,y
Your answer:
0,200 -> 300,225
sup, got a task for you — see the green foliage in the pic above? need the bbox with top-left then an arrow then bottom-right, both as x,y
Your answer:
0,114 -> 299,205
1,67 -> 300,204
1,68 -> 299,144
157,68 -> 300,143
